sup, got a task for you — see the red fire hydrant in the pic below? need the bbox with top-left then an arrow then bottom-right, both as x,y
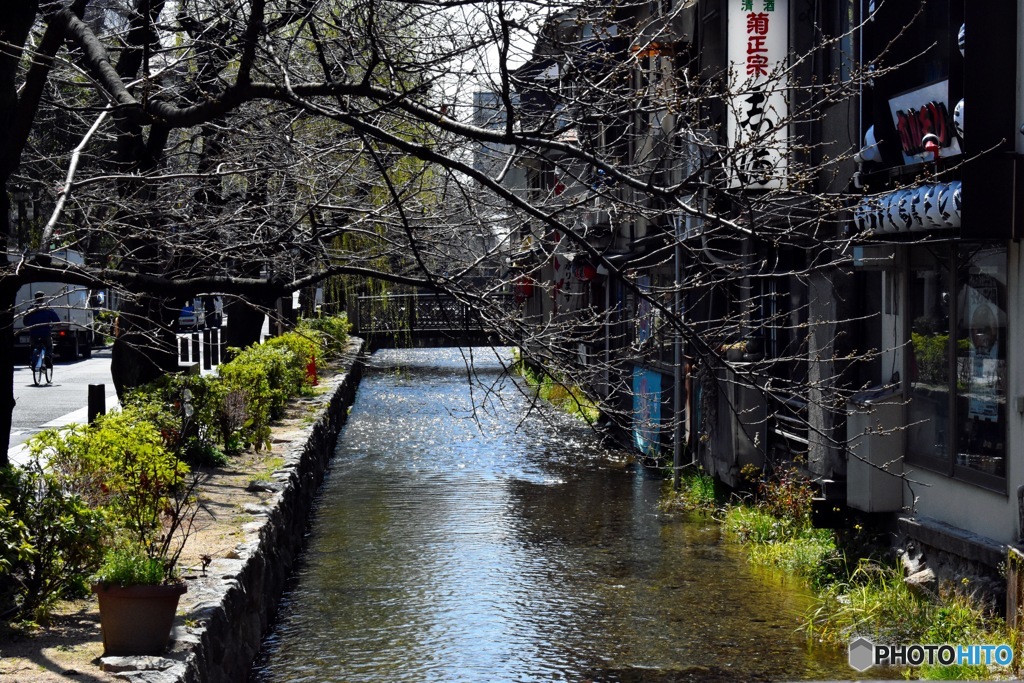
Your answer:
306,355 -> 318,386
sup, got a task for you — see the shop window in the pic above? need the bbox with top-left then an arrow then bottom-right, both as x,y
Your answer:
906,243 -> 1007,489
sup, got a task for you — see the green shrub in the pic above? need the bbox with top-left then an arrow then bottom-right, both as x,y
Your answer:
0,494 -> 30,577
92,543 -> 167,588
217,345 -> 290,450
0,463 -> 107,621
265,331 -> 321,394
29,409 -> 190,566
297,314 -> 350,354
722,481 -> 840,588
755,466 -> 817,525
122,374 -> 228,467
217,330 -> 331,450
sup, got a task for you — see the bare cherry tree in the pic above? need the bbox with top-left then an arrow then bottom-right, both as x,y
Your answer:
1,0 -> 894,493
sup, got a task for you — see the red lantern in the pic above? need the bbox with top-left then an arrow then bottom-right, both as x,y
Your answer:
514,274 -> 535,303
573,262 -> 597,282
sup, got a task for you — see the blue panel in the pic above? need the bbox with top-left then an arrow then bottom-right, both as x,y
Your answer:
632,366 -> 662,457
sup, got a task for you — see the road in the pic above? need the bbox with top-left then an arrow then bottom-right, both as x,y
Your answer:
8,346 -> 118,455
7,327 -> 231,463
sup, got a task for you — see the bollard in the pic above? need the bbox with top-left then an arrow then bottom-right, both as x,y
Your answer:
202,329 -> 212,370
88,384 -> 106,424
210,327 -> 220,366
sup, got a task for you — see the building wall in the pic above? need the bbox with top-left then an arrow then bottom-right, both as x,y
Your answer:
903,241 -> 1023,546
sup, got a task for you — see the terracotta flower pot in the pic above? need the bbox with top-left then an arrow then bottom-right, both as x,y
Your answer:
93,582 -> 187,656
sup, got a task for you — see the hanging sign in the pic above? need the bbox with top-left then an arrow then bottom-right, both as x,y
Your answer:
726,0 -> 789,189
887,81 -> 962,165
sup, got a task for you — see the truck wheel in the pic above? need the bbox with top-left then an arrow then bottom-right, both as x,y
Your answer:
64,336 -> 80,360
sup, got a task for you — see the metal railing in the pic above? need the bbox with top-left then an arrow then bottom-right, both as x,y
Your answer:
352,293 -> 511,336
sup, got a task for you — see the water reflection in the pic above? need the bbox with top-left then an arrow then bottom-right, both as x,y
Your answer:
251,348 -> 863,682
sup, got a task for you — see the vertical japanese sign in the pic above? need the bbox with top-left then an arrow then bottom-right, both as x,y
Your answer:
727,0 -> 788,189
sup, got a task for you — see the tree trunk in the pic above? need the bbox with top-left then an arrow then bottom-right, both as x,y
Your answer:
0,282 -> 17,464
224,297 -> 268,350
110,295 -> 179,399
299,285 -> 317,318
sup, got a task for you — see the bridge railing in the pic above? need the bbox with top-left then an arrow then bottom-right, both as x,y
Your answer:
352,293 -> 511,336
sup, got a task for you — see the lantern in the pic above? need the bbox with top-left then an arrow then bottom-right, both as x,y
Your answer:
513,274 -> 535,303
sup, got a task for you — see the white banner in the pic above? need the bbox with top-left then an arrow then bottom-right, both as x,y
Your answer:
726,0 -> 789,189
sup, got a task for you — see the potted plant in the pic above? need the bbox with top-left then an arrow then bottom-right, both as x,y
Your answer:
57,408 -> 203,656
91,544 -> 188,656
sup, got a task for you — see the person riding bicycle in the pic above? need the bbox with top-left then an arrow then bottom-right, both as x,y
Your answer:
24,292 -> 60,367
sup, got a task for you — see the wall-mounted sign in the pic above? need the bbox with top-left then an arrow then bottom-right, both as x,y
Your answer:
727,0 -> 789,189
887,81 -> 962,165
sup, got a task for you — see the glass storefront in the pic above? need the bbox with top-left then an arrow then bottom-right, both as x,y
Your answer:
907,243 -> 1006,487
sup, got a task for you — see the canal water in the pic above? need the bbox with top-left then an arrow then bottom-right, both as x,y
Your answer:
250,348 -> 859,682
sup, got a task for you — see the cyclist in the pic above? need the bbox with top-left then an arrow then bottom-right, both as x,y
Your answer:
24,292 -> 60,368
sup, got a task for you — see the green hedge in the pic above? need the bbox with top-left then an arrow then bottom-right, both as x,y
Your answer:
123,314 -> 347,455
1,315 -> 350,622
296,313 -> 350,355
0,464 -> 106,621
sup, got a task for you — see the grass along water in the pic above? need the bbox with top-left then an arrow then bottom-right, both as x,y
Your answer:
511,351 -> 600,423
662,467 -> 1019,680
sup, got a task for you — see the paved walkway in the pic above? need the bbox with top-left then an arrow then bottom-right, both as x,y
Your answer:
7,395 -> 120,467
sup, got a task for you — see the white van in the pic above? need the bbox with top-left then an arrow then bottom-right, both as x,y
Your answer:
13,249 -> 97,359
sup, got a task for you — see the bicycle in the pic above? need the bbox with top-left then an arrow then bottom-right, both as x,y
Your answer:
30,339 -> 53,386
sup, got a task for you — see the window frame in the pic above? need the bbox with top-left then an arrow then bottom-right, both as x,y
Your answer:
903,242 -> 1008,494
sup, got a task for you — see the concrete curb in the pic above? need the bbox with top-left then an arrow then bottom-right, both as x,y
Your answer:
101,339 -> 365,683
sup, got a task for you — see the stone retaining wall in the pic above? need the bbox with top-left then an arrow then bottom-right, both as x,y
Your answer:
897,515 -> 1008,615
103,340 -> 365,683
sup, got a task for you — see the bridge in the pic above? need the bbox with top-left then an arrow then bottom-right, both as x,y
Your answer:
350,293 -> 511,350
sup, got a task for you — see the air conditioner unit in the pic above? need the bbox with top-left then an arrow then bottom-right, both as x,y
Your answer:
846,388 -> 905,512
852,244 -> 898,270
